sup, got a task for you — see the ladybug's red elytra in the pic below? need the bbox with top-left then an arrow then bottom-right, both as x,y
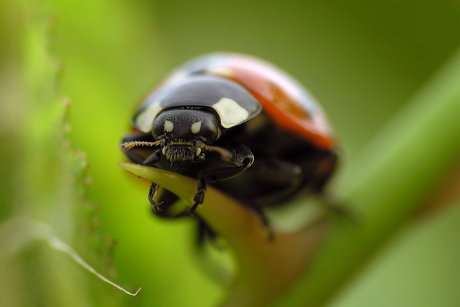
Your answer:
122,53 -> 338,241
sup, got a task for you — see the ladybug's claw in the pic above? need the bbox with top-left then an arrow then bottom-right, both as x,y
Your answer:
151,203 -> 162,213
148,183 -> 162,212
174,203 -> 199,217
187,179 -> 206,215
182,190 -> 205,216
186,202 -> 200,215
193,190 -> 205,206
149,199 -> 162,213
252,206 -> 275,241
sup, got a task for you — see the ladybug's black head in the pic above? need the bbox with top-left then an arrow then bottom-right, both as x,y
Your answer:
152,108 -> 221,162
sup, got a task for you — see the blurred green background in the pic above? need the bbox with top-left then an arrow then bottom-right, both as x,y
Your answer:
1,0 -> 460,306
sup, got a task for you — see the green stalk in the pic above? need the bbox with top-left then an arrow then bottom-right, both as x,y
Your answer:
275,46 -> 460,306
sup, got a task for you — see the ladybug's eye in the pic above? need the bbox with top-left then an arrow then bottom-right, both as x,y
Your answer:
152,117 -> 167,139
199,118 -> 219,143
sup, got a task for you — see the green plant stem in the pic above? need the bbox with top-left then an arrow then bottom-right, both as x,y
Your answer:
274,47 -> 460,306
119,162 -> 329,306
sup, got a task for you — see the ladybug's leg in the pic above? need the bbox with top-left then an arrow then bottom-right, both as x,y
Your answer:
123,147 -> 161,167
251,205 -> 274,241
196,214 -> 219,246
247,157 -> 305,206
291,149 -> 352,218
185,143 -> 254,215
123,147 -> 148,165
151,190 -> 181,218
142,149 -> 161,166
122,132 -> 169,213
149,190 -> 220,246
190,143 -> 276,239
148,183 -> 162,213
298,150 -> 338,193
187,177 -> 206,214
250,150 -> 338,205
141,149 -> 164,212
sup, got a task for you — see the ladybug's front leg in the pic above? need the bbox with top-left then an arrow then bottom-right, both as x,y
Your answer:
123,147 -> 163,211
148,183 -> 162,213
185,143 -> 254,215
185,178 -> 206,215
141,149 -> 164,212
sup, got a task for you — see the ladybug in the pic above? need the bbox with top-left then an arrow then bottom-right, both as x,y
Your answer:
121,53 -> 338,239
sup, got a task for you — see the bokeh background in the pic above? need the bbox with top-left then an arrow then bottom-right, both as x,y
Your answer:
1,0 -> 460,306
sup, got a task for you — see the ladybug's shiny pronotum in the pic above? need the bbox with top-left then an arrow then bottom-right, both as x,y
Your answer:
121,53 -> 338,240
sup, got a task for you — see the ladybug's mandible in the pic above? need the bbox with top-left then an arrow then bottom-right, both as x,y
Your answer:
122,53 -> 338,238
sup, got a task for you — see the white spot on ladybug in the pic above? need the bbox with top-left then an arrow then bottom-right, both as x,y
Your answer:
206,66 -> 233,78
164,120 -> 174,132
191,121 -> 202,134
212,98 -> 250,128
135,102 -> 163,133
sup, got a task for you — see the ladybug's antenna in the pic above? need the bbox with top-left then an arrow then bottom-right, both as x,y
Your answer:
121,140 -> 162,151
